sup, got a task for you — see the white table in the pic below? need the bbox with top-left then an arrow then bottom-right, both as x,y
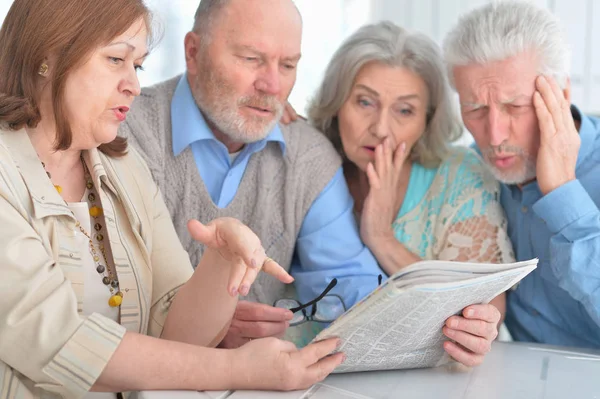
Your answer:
134,342 -> 600,399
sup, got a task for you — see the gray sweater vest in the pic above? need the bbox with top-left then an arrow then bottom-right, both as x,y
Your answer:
119,76 -> 342,304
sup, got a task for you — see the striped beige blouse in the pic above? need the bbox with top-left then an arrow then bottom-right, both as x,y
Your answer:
0,129 -> 194,398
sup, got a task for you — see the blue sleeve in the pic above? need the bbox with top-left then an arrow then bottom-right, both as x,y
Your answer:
532,179 -> 600,327
291,168 -> 384,309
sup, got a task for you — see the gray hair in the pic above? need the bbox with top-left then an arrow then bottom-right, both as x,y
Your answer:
192,0 -> 231,36
308,21 -> 462,168
443,1 -> 570,88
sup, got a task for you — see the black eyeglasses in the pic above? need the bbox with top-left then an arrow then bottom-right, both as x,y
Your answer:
274,275 -> 384,326
274,278 -> 346,326
290,278 -> 338,313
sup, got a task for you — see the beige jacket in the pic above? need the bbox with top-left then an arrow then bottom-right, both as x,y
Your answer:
0,129 -> 194,398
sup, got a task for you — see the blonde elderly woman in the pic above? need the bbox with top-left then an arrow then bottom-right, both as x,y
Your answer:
0,0 -> 343,398
300,21 -> 516,366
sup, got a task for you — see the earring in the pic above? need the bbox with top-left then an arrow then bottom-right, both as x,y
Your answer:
38,63 -> 49,76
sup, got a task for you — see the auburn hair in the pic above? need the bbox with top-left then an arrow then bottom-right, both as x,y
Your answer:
0,0 -> 153,156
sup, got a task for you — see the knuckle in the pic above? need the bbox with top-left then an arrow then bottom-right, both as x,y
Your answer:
490,306 -> 500,320
489,326 -> 499,341
253,306 -> 266,320
466,355 -> 480,367
460,355 -> 475,367
491,330 -> 498,342
476,320 -> 487,336
448,316 -> 460,329
477,339 -> 491,354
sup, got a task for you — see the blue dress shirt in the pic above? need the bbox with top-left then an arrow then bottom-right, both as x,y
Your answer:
499,106 -> 600,349
171,75 -> 383,309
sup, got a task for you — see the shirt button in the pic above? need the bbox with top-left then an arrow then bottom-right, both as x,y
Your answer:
41,196 -> 45,201
521,206 -> 528,213
69,253 -> 74,258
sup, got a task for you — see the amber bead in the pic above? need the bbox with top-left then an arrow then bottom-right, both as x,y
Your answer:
89,206 -> 103,217
108,295 -> 123,307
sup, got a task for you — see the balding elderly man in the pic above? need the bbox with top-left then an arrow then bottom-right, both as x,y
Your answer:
120,0 -> 383,349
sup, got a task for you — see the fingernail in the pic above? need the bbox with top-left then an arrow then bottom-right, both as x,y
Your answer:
444,327 -> 455,337
400,142 -> 406,152
466,309 -> 475,318
284,310 -> 294,320
336,339 -> 343,349
341,354 -> 347,363
230,286 -> 238,296
240,284 -> 249,296
450,319 -> 459,329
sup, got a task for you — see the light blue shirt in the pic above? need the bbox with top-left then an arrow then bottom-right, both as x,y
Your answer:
499,106 -> 600,349
171,75 -> 383,309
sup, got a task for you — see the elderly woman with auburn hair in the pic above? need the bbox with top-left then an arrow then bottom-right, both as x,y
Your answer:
0,0 -> 343,397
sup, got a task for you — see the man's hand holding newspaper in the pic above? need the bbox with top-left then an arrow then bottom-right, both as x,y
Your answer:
443,303 -> 501,367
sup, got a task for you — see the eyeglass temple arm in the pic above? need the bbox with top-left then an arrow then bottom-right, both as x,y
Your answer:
289,278 -> 338,313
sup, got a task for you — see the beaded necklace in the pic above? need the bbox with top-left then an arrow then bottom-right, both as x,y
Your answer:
42,155 -> 123,307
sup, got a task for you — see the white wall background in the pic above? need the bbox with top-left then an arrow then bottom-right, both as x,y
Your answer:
0,0 -> 598,116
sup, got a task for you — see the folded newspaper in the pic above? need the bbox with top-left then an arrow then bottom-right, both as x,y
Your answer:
314,258 -> 538,373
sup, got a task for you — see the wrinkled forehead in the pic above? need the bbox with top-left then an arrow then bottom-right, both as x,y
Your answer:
453,55 -> 538,103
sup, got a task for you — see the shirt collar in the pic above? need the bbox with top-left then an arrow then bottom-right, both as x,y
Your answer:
170,74 -> 286,156
0,128 -> 111,220
571,104 -> 596,169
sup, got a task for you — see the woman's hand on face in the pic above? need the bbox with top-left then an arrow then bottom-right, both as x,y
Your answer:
187,218 -> 293,296
232,337 -> 344,391
360,137 -> 408,250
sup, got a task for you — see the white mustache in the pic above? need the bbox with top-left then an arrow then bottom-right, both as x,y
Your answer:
480,143 -> 526,157
238,96 -> 283,113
